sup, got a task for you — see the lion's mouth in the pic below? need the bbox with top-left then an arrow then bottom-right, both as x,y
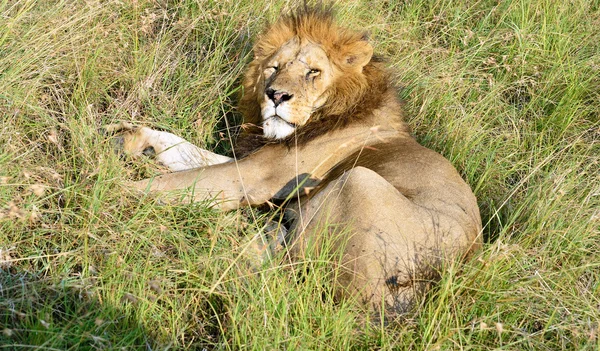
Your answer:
265,115 -> 297,128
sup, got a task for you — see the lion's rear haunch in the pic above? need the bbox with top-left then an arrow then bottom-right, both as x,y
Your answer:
124,5 -> 482,316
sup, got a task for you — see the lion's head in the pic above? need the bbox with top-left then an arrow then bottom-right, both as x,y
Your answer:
238,6 -> 390,143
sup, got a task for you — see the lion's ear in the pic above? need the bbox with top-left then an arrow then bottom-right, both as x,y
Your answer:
341,39 -> 373,71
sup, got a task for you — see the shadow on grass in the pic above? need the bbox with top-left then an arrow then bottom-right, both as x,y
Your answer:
0,266 -> 227,350
0,268 -> 152,350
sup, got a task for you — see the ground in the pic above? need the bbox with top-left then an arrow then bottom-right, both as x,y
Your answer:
0,0 -> 598,350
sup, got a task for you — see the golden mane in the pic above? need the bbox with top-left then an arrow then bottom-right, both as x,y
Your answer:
236,6 -> 398,153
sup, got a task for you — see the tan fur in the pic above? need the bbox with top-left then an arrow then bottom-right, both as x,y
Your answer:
111,7 -> 482,315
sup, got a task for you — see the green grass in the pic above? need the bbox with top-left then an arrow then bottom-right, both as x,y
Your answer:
1,0 -> 598,349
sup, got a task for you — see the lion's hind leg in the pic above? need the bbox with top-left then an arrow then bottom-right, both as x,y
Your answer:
288,166 -> 467,315
103,122 -> 232,171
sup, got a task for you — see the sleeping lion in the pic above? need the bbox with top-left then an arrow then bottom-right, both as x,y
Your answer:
106,6 -> 482,314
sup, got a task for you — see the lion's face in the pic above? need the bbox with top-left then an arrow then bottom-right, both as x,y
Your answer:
259,37 -> 335,139
238,9 -> 376,141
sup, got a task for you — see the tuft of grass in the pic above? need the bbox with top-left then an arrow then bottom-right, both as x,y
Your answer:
1,0 -> 598,349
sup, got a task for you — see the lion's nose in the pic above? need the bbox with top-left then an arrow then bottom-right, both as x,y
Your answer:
266,88 -> 293,107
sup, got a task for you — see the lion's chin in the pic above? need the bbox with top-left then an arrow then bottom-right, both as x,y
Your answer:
262,116 -> 295,139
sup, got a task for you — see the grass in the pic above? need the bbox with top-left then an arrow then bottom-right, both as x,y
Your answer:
0,0 -> 598,349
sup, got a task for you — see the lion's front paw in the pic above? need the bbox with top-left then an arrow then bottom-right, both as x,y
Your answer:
102,121 -> 155,158
103,121 -> 232,172
101,122 -> 134,154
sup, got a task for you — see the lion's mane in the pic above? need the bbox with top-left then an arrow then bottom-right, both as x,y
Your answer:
235,6 -> 399,155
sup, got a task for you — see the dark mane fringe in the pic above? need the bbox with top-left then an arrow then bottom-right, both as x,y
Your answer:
231,132 -> 269,158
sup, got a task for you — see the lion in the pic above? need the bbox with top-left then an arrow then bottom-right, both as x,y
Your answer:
106,6 -> 482,314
